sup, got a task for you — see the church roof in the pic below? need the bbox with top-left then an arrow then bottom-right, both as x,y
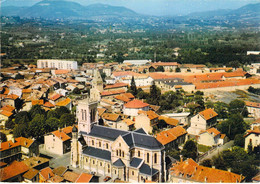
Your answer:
81,125 -> 164,150
130,157 -> 143,168
113,159 -> 125,167
139,163 -> 159,176
82,146 -> 111,161
83,125 -> 128,141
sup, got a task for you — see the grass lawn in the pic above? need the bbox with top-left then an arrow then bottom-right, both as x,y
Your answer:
198,144 -> 211,153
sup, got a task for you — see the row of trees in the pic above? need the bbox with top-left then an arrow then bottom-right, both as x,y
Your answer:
128,77 -> 205,113
6,105 -> 75,139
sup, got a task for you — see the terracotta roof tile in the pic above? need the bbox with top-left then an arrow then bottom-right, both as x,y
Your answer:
75,173 -> 93,183
104,83 -> 128,89
124,99 -> 149,109
159,115 -> 178,126
0,110 -> 13,117
138,110 -> 159,120
32,99 -> 44,106
97,108 -> 106,116
0,161 -> 29,181
55,98 -> 71,106
63,171 -> 80,182
170,158 -> 244,183
156,126 -> 186,145
54,70 -> 70,75
15,137 -> 34,148
5,94 -> 19,100
199,108 -> 218,120
102,113 -> 120,122
101,89 -> 126,96
0,105 -> 15,112
23,168 -> 39,180
122,119 -> 134,126
43,101 -> 55,108
114,94 -> 131,102
49,93 -> 63,101
245,101 -> 260,108
53,166 -> 67,176
39,167 -> 54,181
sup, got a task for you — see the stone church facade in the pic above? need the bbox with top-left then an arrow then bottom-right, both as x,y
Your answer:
71,97 -> 166,182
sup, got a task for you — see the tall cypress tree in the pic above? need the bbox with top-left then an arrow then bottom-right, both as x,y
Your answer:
130,76 -> 137,96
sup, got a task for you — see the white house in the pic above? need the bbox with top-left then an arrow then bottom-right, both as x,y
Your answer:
187,108 -> 218,136
198,128 -> 227,147
37,59 -> 78,70
121,75 -> 154,87
244,127 -> 260,151
123,99 -> 150,117
245,101 -> 260,119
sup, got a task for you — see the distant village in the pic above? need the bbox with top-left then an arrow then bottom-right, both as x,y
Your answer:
0,58 -> 260,183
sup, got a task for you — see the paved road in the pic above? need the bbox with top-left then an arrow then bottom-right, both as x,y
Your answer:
199,140 -> 234,163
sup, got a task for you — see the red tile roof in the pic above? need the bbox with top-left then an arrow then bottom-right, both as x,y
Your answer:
244,127 -> 260,137
124,99 -> 149,109
158,115 -> 178,126
0,161 -> 29,181
138,110 -> 159,120
245,101 -> 260,108
200,127 -> 221,137
75,173 -> 93,183
114,94 -> 131,102
122,119 -> 135,126
104,83 -> 128,89
5,94 -> 19,100
23,168 -> 39,180
0,110 -> 13,117
55,98 -> 71,106
170,158 -> 244,183
152,62 -> 179,66
102,113 -> 120,122
156,126 -> 187,145
54,70 -> 70,75
40,167 -> 54,181
32,99 -> 44,106
199,108 -> 218,120
63,171 -> 80,182
0,105 -> 15,112
43,101 -> 55,108
101,89 -> 126,96
49,93 -> 63,101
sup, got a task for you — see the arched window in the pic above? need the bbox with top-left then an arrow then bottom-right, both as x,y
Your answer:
138,151 -> 140,157
99,142 -> 101,147
132,171 -> 134,175
93,160 -> 95,164
147,153 -> 149,163
116,150 -> 118,156
119,150 -> 122,157
154,153 -> 157,164
122,151 -> 124,157
92,140 -> 94,146
86,158 -> 88,163
106,143 -> 109,149
100,162 -> 102,166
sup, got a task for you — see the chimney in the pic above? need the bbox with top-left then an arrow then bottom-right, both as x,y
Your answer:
227,168 -> 231,172
180,155 -> 183,162
212,165 -> 215,169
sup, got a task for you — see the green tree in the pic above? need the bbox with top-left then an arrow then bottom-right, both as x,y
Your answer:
129,76 -> 137,96
156,66 -> 165,72
28,114 -> 46,138
59,113 -> 75,127
234,134 -> 245,147
47,110 -> 59,119
217,114 -> 249,140
29,105 -> 45,119
175,67 -> 181,72
229,99 -> 248,117
5,119 -> 15,129
15,111 -> 30,124
147,82 -> 161,105
13,123 -> 28,138
55,106 -> 70,119
213,101 -> 229,119
46,117 -> 60,132
201,159 -> 213,167
0,132 -> 7,142
181,140 -> 198,160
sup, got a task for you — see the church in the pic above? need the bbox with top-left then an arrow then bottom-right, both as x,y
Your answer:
71,96 -> 166,182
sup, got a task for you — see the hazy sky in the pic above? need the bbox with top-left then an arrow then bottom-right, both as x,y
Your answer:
2,0 -> 260,16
